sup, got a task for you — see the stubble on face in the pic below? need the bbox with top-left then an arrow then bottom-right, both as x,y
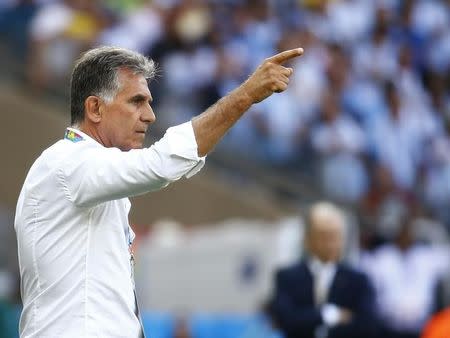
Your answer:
100,68 -> 155,151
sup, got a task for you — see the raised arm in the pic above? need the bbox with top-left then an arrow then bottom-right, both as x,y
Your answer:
191,48 -> 304,157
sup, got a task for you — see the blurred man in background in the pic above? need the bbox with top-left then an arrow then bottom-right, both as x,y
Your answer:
272,201 -> 377,338
361,214 -> 449,338
14,45 -> 303,338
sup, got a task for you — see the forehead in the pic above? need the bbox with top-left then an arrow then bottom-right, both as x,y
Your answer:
116,68 -> 151,97
310,210 -> 344,235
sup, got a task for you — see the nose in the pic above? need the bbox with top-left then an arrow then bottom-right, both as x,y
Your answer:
141,104 -> 156,124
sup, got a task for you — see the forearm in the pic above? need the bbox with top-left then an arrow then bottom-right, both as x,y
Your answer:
191,47 -> 303,157
191,86 -> 253,157
273,286 -> 323,334
273,299 -> 323,335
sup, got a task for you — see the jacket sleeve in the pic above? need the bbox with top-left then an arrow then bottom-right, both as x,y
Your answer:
272,268 -> 323,337
330,272 -> 379,338
57,122 -> 205,207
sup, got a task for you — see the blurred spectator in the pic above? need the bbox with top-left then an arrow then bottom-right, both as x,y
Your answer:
0,0 -> 38,61
298,0 -> 372,46
245,35 -> 316,167
394,45 -> 441,156
98,2 -> 164,54
422,114 -> 450,228
352,6 -> 398,82
272,201 -> 378,338
146,1 -> 219,126
289,29 -> 328,121
27,0 -> 109,92
423,71 -> 450,118
426,28 -> 450,75
325,0 -> 373,46
410,0 -> 449,42
361,214 -> 450,338
395,44 -> 429,109
421,307 -> 450,338
311,92 -> 368,204
370,81 -> 423,191
361,165 -> 415,244
411,208 -> 450,246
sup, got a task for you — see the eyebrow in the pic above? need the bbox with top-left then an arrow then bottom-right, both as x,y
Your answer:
129,94 -> 153,103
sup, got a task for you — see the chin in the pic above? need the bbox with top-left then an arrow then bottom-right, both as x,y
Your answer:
132,142 -> 145,150
118,144 -> 138,152
121,139 -> 144,151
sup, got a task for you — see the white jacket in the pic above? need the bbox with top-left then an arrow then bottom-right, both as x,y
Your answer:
15,122 -> 205,337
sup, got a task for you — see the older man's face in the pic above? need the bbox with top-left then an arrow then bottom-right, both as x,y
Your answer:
307,214 -> 344,263
99,68 -> 155,151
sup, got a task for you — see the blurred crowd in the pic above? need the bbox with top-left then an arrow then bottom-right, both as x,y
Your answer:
2,0 -> 450,233
1,0 -> 450,337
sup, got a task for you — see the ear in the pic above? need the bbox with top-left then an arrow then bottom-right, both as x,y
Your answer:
84,96 -> 103,123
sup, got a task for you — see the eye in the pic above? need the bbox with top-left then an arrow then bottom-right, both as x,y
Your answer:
129,95 -> 152,107
130,97 -> 143,106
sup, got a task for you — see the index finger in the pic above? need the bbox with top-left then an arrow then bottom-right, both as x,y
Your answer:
266,48 -> 304,64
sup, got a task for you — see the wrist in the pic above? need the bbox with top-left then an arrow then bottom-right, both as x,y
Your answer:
238,81 -> 256,106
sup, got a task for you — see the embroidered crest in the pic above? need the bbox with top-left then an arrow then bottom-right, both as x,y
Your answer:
64,129 -> 84,143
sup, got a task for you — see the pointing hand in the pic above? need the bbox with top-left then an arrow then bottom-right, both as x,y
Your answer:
241,48 -> 304,103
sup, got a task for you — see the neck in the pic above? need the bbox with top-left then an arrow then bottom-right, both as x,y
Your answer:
310,255 -> 336,266
76,123 -> 108,147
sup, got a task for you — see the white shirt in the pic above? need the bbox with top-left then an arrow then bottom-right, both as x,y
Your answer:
370,110 -> 422,190
14,122 -> 205,338
311,115 -> 368,203
308,257 -> 342,327
308,257 -> 337,306
360,244 -> 450,332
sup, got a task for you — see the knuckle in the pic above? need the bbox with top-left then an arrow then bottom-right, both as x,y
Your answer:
268,68 -> 276,77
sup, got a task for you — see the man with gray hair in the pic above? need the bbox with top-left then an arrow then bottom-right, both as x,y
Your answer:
272,201 -> 378,338
14,45 -> 303,337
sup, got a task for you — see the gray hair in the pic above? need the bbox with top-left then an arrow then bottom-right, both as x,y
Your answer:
70,46 -> 156,125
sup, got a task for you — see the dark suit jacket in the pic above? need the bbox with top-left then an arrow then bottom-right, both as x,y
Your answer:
272,260 -> 378,338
